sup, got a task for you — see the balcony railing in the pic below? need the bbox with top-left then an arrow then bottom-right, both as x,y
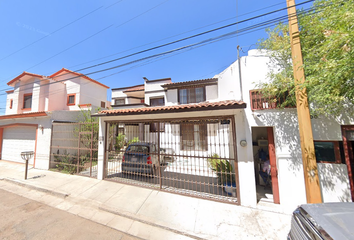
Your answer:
250,90 -> 295,110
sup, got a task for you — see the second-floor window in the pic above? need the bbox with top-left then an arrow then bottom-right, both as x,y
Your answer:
179,87 -> 205,104
150,97 -> 164,106
115,99 -> 125,105
23,94 -> 32,109
67,94 -> 76,106
9,99 -> 13,109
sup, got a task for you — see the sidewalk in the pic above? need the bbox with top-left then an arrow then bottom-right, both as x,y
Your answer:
0,160 -> 291,240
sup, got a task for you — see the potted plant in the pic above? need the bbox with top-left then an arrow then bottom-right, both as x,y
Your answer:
207,153 -> 236,196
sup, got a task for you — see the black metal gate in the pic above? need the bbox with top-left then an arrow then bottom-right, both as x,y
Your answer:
50,122 -> 98,178
104,116 -> 239,204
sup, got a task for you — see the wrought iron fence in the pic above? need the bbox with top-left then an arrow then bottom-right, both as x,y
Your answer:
104,116 -> 239,204
50,122 -> 98,178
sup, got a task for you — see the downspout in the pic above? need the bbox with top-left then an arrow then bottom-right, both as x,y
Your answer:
237,45 -> 243,101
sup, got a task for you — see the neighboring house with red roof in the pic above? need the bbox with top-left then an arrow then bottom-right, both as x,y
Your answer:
1,68 -> 109,169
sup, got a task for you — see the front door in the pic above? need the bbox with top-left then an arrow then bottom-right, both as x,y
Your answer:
267,127 -> 280,204
342,126 -> 354,201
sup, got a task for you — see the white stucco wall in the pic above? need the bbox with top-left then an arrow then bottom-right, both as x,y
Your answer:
5,92 -> 16,115
205,85 -> 218,101
80,79 -> 107,110
318,163 -> 352,202
216,49 -> 353,209
165,89 -> 178,106
144,79 -> 170,105
48,79 -> 66,111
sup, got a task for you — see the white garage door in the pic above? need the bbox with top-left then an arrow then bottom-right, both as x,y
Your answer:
2,126 -> 36,164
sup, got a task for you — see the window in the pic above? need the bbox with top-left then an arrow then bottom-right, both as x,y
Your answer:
179,87 -> 205,104
180,123 -> 207,151
150,122 -> 165,132
67,94 -> 76,106
9,99 -> 13,109
23,93 -> 32,109
101,101 -> 106,108
314,141 -> 342,163
150,97 -> 164,106
115,98 -> 125,105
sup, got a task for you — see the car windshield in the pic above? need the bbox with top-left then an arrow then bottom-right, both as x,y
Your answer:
127,145 -> 149,154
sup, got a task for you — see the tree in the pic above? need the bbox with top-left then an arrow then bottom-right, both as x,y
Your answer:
257,0 -> 354,116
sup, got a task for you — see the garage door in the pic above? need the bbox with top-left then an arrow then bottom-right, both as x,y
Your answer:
2,126 -> 36,164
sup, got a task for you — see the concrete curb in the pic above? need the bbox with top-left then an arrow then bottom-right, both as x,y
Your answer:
1,178 -> 70,199
99,206 -> 206,240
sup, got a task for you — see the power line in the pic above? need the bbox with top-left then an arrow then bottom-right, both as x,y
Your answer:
2,0 -> 171,83
70,0 -> 316,74
0,3 -> 322,97
25,24 -> 114,72
105,0 -> 124,9
66,1 -> 286,70
115,0 -> 170,29
0,6 -> 104,62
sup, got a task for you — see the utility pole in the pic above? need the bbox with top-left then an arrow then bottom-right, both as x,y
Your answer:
286,0 -> 322,203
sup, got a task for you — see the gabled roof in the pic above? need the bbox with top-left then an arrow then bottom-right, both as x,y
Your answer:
97,100 -> 246,116
49,68 -> 109,89
7,72 -> 46,86
161,78 -> 218,89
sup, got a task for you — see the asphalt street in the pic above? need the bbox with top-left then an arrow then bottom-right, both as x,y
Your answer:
0,189 -> 139,240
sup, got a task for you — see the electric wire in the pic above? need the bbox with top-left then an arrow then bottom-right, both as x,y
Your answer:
70,0 -> 315,74
0,3 -> 324,98
0,6 -> 104,62
66,1 -> 287,70
5,0 -> 314,87
1,0 -> 170,82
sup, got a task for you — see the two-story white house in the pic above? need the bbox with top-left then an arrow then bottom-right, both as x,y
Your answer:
93,50 -> 353,212
0,68 -> 109,169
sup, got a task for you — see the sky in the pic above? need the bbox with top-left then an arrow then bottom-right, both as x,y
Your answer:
0,0 -> 313,114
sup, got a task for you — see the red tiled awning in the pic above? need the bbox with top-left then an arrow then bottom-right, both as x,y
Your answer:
96,100 -> 246,116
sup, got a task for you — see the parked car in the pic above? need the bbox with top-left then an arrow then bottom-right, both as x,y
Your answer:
122,142 -> 163,175
288,202 -> 354,240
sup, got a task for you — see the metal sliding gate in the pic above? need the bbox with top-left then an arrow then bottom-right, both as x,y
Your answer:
50,122 -> 98,178
104,116 -> 239,204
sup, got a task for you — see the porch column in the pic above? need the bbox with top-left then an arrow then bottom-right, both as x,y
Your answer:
97,117 -> 106,180
0,128 -> 3,159
235,111 -> 257,207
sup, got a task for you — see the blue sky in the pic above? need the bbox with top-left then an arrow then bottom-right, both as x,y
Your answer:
0,0 -> 312,113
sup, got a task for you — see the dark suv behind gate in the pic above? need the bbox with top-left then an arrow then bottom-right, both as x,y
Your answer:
122,143 -> 158,175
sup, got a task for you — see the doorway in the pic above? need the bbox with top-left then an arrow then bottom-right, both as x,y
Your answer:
252,126 -> 280,204
342,126 -> 354,201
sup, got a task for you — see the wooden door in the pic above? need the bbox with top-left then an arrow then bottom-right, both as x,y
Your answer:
267,127 -> 280,204
342,126 -> 354,201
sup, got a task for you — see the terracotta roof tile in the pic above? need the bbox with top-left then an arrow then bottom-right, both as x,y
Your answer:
97,100 -> 245,116
161,78 -> 218,88
7,72 -> 46,86
123,86 -> 145,93
49,68 -> 109,89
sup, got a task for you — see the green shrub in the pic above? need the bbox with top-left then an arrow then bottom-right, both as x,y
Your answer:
128,137 -> 139,145
207,153 -> 235,185
53,151 -> 77,174
115,133 -> 126,151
